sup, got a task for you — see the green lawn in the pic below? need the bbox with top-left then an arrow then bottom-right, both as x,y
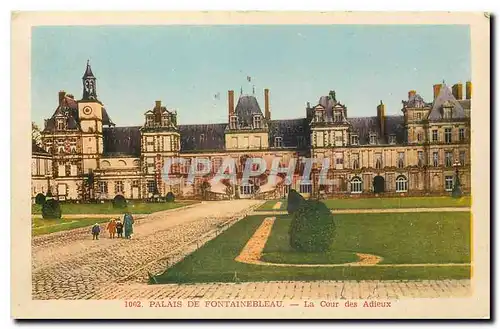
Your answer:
32,217 -> 110,236
32,201 -> 197,215
257,196 -> 471,211
262,212 -> 470,265
154,212 -> 471,284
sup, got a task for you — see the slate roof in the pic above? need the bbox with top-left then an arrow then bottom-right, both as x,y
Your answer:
268,119 -> 310,148
348,115 -> 405,145
428,84 -> 466,121
234,95 -> 265,128
403,93 -> 432,108
179,123 -> 227,152
317,95 -> 348,123
32,140 -> 50,156
102,126 -> 141,157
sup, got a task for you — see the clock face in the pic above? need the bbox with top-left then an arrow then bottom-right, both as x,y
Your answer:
83,107 -> 92,115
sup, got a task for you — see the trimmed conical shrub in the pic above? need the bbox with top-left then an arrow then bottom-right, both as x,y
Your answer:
42,198 -> 62,219
286,189 -> 305,215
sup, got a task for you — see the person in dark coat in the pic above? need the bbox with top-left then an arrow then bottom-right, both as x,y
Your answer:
115,219 -> 124,238
91,223 -> 101,240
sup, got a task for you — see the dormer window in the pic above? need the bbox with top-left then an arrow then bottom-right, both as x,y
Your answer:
369,133 -> 377,145
333,111 -> 342,122
146,115 -> 153,126
415,112 -> 422,120
162,115 -> 169,127
351,135 -> 359,145
443,107 -> 452,119
253,115 -> 262,129
315,109 -> 325,123
389,135 -> 397,145
56,119 -> 65,131
274,137 -> 283,148
200,134 -> 206,144
230,116 -> 238,129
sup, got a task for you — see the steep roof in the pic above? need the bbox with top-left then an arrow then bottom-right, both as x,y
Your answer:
348,115 -> 405,145
32,140 -> 50,156
316,94 -> 348,123
234,95 -> 264,128
179,123 -> 226,152
102,126 -> 141,157
268,119 -> 310,148
428,84 -> 466,121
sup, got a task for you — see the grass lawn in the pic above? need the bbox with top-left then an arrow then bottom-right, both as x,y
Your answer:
31,201 -> 197,215
32,217 -> 109,236
154,212 -> 471,284
256,196 -> 471,211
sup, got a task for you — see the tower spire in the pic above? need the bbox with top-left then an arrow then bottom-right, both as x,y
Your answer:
82,60 -> 97,100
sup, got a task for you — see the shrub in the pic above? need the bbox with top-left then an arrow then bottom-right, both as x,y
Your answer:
166,192 -> 175,203
112,195 -> 127,209
35,193 -> 46,205
286,189 -> 305,215
42,198 -> 62,219
289,199 -> 336,252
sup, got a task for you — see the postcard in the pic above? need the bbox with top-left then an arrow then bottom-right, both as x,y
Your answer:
11,11 -> 490,319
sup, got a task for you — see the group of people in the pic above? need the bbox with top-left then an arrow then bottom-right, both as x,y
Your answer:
91,212 -> 135,240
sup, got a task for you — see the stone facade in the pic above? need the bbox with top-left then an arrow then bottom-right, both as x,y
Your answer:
31,62 -> 471,202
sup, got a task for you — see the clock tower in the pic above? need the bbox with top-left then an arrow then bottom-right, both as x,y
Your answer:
78,60 -> 104,173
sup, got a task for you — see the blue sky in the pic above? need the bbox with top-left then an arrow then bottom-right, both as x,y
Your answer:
31,25 -> 470,127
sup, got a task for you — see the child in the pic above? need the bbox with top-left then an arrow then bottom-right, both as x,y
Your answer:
115,219 -> 124,238
106,218 -> 117,239
91,223 -> 101,240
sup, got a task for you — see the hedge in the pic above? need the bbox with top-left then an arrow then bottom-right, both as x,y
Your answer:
35,193 -> 46,205
286,189 -> 305,215
42,199 -> 62,219
112,195 -> 127,209
289,199 -> 336,252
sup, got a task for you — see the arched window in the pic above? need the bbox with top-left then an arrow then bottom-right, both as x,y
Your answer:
396,175 -> 408,192
352,159 -> 359,170
350,177 -> 363,194
375,159 -> 382,169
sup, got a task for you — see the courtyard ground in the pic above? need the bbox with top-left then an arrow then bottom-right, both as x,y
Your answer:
31,200 -> 472,300
257,196 -> 471,211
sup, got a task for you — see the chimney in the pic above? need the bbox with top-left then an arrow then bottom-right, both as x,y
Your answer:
228,90 -> 235,117
408,90 -> 416,99
154,100 -> 162,122
155,100 -> 161,109
58,90 -> 66,105
377,100 -> 386,137
466,81 -> 472,99
264,88 -> 270,120
433,84 -> 442,100
452,83 -> 463,100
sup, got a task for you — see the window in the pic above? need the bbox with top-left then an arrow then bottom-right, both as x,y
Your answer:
375,158 -> 382,169
199,134 -> 206,144
432,130 -> 438,142
351,135 -> 359,145
315,110 -> 324,123
445,151 -> 453,167
369,134 -> 377,145
240,184 -> 255,195
445,128 -> 452,143
146,115 -> 153,126
274,137 -> 283,148
459,128 -> 465,141
389,135 -> 396,145
352,159 -> 359,170
297,136 -> 305,148
417,132 -> 423,143
415,112 -> 422,120
253,115 -> 262,129
132,180 -> 139,187
335,135 -> 343,146
459,151 -> 466,166
299,183 -> 312,194
350,177 -> 362,194
57,120 -> 65,131
396,175 -> 408,192
445,175 -> 454,191
147,180 -> 156,193
115,181 -> 124,193
443,108 -> 452,119
433,152 -> 439,167
334,111 -> 342,122
418,151 -> 424,167
336,157 -> 344,165
98,181 -> 108,193
230,116 -> 238,129
397,152 -> 405,169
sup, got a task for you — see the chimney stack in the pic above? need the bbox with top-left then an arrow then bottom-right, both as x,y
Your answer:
228,90 -> 235,117
377,100 -> 386,137
466,81 -> 472,99
264,88 -> 270,120
58,90 -> 66,105
452,83 -> 463,100
154,100 -> 162,122
408,90 -> 416,99
433,83 -> 442,100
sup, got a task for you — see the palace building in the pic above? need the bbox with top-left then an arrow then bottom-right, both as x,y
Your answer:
31,62 -> 471,202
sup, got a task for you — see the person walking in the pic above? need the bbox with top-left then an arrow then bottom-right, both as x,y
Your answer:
91,223 -> 100,240
115,219 -> 124,238
123,212 -> 135,239
106,218 -> 117,239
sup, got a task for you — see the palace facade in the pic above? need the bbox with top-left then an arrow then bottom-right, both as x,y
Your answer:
31,62 -> 471,201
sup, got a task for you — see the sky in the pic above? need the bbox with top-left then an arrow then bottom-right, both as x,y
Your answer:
31,25 -> 470,127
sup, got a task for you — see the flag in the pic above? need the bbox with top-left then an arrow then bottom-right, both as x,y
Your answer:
247,76 -> 251,82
